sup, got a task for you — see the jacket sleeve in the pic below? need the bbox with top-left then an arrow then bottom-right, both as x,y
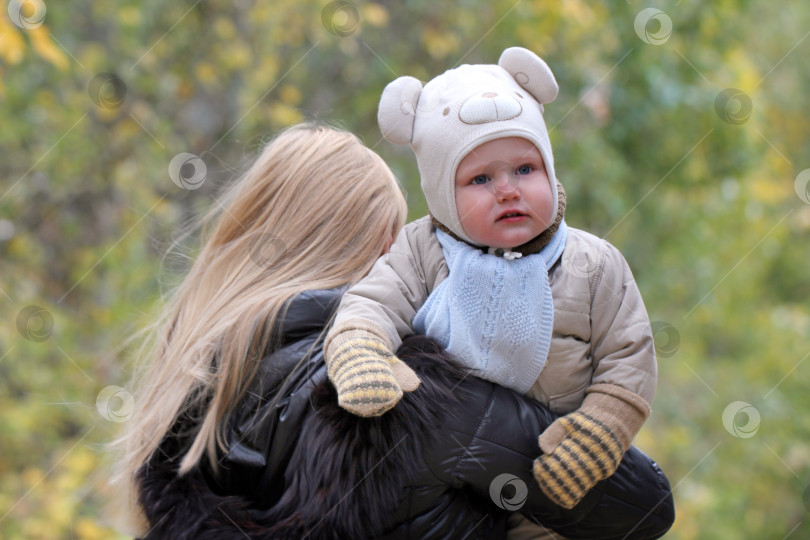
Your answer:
588,241 -> 657,405
438,376 -> 673,539
538,241 -> 657,458
327,218 -> 440,351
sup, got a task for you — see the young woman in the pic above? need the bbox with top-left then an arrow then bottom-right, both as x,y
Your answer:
113,123 -> 674,539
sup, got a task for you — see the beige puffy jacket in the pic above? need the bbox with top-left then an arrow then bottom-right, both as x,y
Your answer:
329,216 -> 656,416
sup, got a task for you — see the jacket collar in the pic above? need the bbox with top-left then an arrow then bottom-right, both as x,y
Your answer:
273,287 -> 346,345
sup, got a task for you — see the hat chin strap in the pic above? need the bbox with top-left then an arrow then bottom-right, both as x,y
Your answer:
431,180 -> 567,257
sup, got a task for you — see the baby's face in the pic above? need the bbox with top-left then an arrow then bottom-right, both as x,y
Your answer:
454,137 -> 554,249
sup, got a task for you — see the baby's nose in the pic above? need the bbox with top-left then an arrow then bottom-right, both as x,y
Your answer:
489,167 -> 519,194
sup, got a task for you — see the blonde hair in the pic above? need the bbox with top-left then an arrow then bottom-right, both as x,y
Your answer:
112,123 -> 406,512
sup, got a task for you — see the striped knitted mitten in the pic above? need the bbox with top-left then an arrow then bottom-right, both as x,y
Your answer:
532,387 -> 650,509
325,328 -> 420,417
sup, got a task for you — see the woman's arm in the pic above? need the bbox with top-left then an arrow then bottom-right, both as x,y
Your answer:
251,335 -> 673,539
436,374 -> 673,539
396,335 -> 674,540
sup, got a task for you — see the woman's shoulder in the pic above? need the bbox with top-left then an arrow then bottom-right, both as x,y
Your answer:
241,286 -> 344,403
208,288 -> 343,506
276,286 -> 346,338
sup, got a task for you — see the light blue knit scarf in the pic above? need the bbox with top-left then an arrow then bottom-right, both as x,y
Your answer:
413,220 -> 567,394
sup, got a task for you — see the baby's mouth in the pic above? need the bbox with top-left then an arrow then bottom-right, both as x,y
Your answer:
497,211 -> 527,222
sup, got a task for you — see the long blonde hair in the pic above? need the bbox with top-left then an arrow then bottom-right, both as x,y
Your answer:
114,123 -> 406,495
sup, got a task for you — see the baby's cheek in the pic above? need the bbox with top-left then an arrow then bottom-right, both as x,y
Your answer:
541,180 -> 557,223
455,190 -> 477,223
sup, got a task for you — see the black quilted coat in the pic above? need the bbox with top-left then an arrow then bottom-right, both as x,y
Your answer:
137,288 -> 674,539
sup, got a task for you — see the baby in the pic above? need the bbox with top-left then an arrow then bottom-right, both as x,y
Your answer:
324,47 -> 657,509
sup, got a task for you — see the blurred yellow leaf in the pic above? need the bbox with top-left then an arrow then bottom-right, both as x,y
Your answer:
34,88 -> 56,107
77,41 -> 108,72
119,6 -> 141,26
562,0 -> 594,23
195,62 -> 218,87
0,16 -> 27,64
23,467 -> 43,488
729,47 -> 760,92
214,18 -> 237,40
224,42 -> 251,70
23,517 -> 50,539
268,101 -> 303,126
29,27 -> 69,70
93,102 -> 121,122
48,491 -> 72,528
750,174 -> 790,204
362,4 -> 389,28
279,84 -> 301,106
75,517 -> 112,540
67,445 -> 96,475
634,425 -> 654,448
279,10 -> 306,46
255,56 -> 280,89
422,27 -> 459,61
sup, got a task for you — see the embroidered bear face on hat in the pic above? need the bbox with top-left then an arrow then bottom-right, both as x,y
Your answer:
377,47 -> 560,246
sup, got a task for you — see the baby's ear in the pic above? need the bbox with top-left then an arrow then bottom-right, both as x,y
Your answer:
378,76 -> 423,144
498,47 -> 559,105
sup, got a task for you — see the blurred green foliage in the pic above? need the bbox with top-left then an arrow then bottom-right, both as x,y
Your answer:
1,0 -> 809,538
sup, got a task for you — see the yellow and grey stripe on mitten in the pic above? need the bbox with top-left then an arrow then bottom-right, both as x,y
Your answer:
533,386 -> 651,509
325,327 -> 420,417
532,411 -> 624,509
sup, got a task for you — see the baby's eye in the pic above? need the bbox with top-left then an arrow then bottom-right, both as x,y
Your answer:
471,175 -> 489,185
517,165 -> 532,175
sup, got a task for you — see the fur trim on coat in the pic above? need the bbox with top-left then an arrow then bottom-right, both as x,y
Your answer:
137,336 -> 482,539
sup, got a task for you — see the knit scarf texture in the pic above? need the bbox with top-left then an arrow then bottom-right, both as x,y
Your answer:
413,220 -> 568,394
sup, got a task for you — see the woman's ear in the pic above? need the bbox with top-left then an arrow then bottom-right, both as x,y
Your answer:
378,76 -> 423,145
498,47 -> 559,105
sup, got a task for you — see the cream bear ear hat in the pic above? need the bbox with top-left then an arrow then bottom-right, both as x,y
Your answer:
378,47 -> 560,246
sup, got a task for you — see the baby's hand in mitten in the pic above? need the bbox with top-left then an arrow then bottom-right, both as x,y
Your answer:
326,329 -> 420,417
532,411 -> 623,509
532,387 -> 651,509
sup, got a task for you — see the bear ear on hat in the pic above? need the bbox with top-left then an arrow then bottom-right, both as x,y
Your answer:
378,76 -> 423,145
498,47 -> 559,105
